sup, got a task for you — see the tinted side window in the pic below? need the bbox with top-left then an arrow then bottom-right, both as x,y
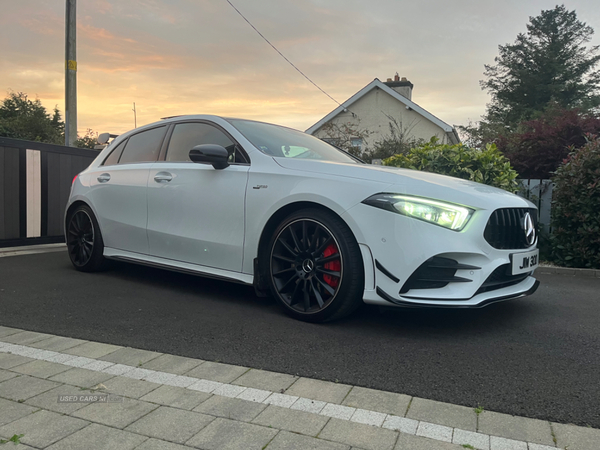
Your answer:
102,140 -> 127,166
119,126 -> 166,164
166,123 -> 242,163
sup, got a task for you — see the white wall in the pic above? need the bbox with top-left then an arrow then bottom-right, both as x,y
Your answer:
312,87 -> 451,150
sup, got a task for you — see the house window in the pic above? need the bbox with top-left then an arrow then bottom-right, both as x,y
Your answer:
350,138 -> 363,151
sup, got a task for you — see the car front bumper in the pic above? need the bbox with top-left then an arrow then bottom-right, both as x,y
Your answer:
343,203 -> 540,308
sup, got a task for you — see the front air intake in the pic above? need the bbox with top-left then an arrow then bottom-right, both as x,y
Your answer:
399,257 -> 479,294
475,264 -> 530,295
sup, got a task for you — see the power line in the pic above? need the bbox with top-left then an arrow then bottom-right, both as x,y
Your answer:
224,0 -> 346,110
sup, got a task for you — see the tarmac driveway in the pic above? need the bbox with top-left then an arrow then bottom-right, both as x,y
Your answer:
0,251 -> 598,428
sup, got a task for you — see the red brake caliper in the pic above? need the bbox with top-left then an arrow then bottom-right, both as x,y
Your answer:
323,244 -> 340,288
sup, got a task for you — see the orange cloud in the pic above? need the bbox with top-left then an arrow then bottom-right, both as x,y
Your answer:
77,23 -> 186,73
17,11 -> 62,36
77,23 -> 136,44
93,0 -> 113,15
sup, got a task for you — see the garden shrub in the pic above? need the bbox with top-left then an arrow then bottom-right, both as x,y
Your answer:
383,138 -> 519,192
550,136 -> 600,268
495,107 -> 600,179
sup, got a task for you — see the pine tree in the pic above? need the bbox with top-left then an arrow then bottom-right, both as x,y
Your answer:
481,5 -> 600,128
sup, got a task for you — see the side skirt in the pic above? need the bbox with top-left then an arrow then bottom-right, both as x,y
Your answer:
103,247 -> 254,285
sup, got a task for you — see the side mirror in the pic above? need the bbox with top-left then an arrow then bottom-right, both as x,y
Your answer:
97,133 -> 111,145
189,144 -> 230,170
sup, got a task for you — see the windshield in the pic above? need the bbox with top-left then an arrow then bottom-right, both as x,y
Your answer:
227,119 -> 360,164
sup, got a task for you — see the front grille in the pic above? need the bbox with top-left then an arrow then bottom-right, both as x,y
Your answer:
400,256 -> 479,294
475,264 -> 530,295
484,208 -> 537,250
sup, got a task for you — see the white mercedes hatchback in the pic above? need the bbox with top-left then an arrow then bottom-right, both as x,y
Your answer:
66,115 -> 540,322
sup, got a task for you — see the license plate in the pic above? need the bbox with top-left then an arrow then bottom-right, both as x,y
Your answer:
511,249 -> 539,275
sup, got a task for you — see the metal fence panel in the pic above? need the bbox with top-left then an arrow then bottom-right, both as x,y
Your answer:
517,179 -> 554,235
0,146 -> 21,240
0,138 -> 97,247
0,147 -> 5,239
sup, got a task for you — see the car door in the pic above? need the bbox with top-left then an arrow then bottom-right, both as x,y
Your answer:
88,125 -> 167,254
147,121 -> 250,271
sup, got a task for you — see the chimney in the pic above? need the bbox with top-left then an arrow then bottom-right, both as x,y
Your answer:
383,74 -> 413,101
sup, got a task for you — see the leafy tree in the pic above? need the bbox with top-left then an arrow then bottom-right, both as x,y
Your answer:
0,91 -> 100,148
383,138 -> 519,192
550,136 -> 600,268
496,106 -> 600,178
364,115 -> 424,163
320,115 -> 425,163
319,120 -> 371,158
456,120 -> 507,150
0,91 -> 64,144
74,128 -> 99,149
481,5 -> 600,128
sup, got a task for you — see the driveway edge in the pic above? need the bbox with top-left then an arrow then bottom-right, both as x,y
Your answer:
537,264 -> 600,278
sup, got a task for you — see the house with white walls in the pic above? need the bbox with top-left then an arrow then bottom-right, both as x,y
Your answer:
306,74 -> 459,152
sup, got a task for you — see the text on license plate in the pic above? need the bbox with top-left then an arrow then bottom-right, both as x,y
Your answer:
511,249 -> 539,275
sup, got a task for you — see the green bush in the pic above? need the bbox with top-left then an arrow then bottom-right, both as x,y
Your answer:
550,136 -> 600,268
383,138 -> 519,192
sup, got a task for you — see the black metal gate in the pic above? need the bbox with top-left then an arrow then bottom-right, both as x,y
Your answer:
0,137 -> 98,247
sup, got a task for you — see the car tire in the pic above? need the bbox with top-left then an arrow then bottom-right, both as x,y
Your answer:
66,204 -> 108,272
266,208 -> 364,322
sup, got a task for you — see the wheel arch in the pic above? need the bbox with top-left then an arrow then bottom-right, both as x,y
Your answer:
64,200 -> 90,225
255,201 -> 361,283
64,200 -> 94,235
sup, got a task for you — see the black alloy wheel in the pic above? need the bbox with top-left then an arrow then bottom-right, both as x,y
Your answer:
66,205 -> 107,272
67,210 -> 95,267
267,209 -> 364,322
271,218 -> 343,313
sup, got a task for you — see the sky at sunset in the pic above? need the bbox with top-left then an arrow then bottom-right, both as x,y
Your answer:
2,0 -> 600,137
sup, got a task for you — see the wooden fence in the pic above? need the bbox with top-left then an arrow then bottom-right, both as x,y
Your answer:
0,137 -> 98,247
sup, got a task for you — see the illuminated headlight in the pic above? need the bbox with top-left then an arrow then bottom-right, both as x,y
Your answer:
362,194 -> 475,231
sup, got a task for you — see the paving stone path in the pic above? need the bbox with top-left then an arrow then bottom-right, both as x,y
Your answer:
0,326 -> 598,449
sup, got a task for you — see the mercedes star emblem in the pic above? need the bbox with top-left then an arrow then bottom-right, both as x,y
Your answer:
523,212 -> 536,246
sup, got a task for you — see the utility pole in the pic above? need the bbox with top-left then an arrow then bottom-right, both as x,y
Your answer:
133,102 -> 137,128
65,0 -> 77,146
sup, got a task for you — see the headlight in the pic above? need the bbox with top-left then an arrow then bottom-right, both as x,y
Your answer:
362,194 -> 474,231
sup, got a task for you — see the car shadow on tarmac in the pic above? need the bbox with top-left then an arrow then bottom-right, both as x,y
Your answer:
107,257 -> 536,337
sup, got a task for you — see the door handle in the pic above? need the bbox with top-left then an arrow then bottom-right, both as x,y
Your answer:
97,173 -> 111,183
154,172 -> 173,183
